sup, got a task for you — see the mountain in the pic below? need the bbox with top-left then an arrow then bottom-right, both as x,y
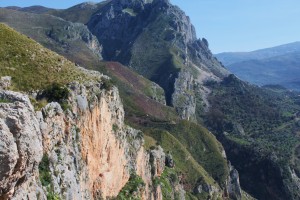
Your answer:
0,9 -> 242,200
85,0 -> 228,120
3,5 -> 54,14
215,42 -> 300,91
216,42 -> 300,66
1,0 -> 300,200
227,52 -> 300,90
0,22 -> 228,200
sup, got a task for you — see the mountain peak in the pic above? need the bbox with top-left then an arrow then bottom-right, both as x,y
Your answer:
112,0 -> 170,12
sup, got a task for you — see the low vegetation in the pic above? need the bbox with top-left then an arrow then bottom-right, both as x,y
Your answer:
113,173 -> 145,200
39,154 -> 61,200
204,74 -> 300,198
0,23 -> 88,92
145,129 -> 218,194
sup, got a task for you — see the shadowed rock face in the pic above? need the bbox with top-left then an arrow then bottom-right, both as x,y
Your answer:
87,0 -> 228,120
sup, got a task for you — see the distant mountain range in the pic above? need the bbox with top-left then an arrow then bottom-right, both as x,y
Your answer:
215,42 -> 300,90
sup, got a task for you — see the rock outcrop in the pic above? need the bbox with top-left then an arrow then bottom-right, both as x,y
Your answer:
0,72 -> 171,199
0,91 -> 43,199
87,0 -> 229,120
227,164 -> 242,200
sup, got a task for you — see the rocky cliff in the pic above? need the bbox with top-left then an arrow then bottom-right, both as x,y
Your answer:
0,71 -> 170,199
86,0 -> 229,120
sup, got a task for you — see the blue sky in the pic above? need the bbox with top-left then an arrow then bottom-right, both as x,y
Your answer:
0,0 -> 299,53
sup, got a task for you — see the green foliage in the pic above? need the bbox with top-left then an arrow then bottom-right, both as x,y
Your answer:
0,97 -> 12,103
37,83 -> 70,111
143,135 -> 157,150
39,154 -> 61,200
60,101 -> 71,111
39,154 -> 51,187
114,173 -> 145,200
146,129 -> 218,191
112,124 -> 119,132
30,97 -> 48,111
0,23 -> 88,92
205,74 -> 300,159
169,121 -> 229,187
39,83 -> 69,103
159,167 -> 178,199
101,77 -> 114,91
204,74 -> 300,198
141,120 -> 229,189
47,192 -> 61,200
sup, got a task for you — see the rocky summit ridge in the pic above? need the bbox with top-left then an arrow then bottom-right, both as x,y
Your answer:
87,0 -> 228,120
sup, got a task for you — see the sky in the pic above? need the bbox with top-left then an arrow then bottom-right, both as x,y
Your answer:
0,0 -> 299,53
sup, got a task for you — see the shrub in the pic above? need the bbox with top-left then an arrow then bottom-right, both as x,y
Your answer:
114,173 -> 145,200
112,124 -> 119,132
37,83 -> 70,111
38,83 -> 69,103
0,97 -> 11,103
39,154 -> 51,187
101,78 -> 113,91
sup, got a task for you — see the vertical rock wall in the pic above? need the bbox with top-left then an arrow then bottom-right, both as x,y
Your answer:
0,79 -> 165,200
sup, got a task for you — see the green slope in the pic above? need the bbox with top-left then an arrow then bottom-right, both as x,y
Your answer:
204,74 -> 300,199
0,8 -> 101,70
0,23 -> 88,91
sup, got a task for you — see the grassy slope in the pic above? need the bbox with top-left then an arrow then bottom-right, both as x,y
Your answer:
140,120 -> 229,189
0,8 -> 100,70
144,129 -> 219,199
0,23 -> 88,91
103,62 -> 179,123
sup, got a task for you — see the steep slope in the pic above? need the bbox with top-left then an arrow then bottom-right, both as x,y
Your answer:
0,23 -> 240,200
0,23 -> 90,91
0,8 -> 102,67
216,42 -> 300,66
203,75 -> 300,199
6,0 -> 299,199
0,23 -> 156,200
3,2 -> 110,24
86,0 -> 229,120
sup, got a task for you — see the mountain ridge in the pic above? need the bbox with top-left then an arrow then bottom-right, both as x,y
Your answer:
1,1 -> 300,199
216,42 -> 300,91
216,41 -> 300,66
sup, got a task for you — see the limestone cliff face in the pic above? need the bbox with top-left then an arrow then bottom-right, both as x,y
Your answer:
0,91 -> 43,199
0,71 -> 167,199
87,0 -> 229,120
